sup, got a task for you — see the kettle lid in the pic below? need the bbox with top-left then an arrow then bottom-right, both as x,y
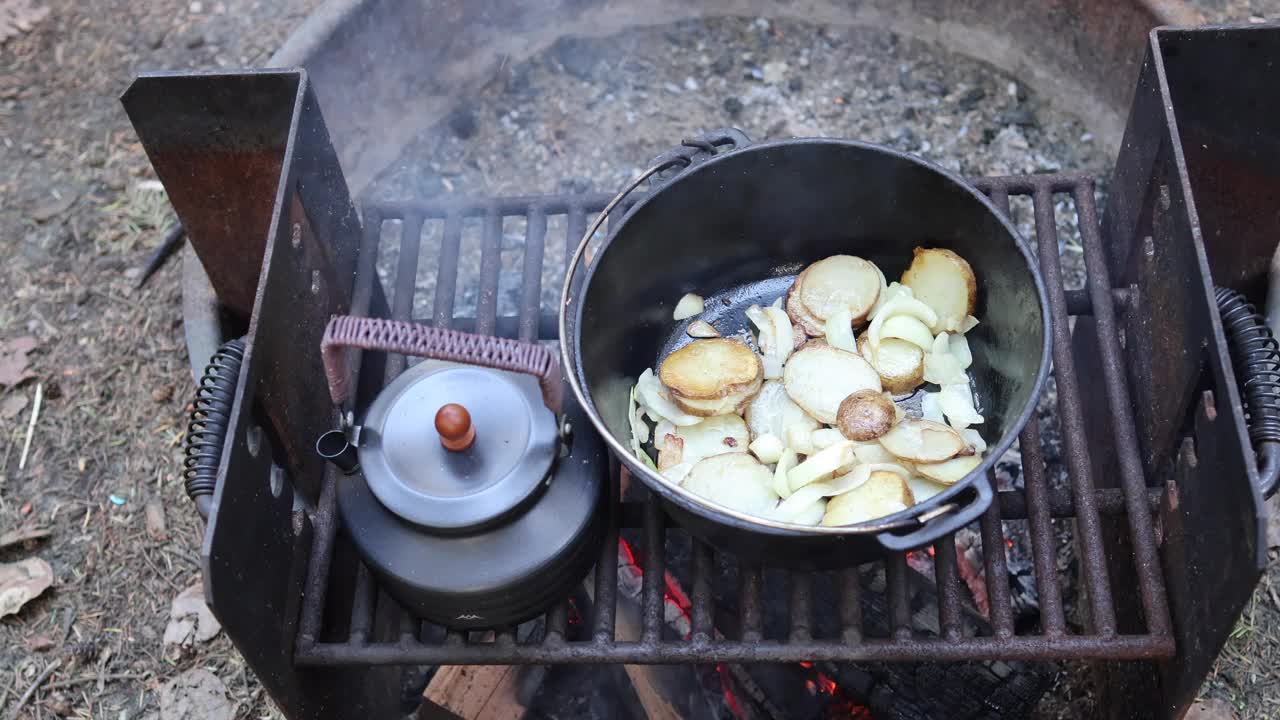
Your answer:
357,359 -> 557,531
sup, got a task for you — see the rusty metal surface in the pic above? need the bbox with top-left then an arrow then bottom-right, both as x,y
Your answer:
293,173 -> 1175,669
1087,25 -> 1272,719
125,70 -> 400,720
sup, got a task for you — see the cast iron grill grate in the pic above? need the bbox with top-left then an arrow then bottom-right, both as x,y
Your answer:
293,172 -> 1175,666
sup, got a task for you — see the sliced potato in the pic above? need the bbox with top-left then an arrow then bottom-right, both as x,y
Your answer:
856,334 -> 924,394
851,440 -> 896,464
878,419 -> 970,463
790,499 -> 828,526
821,470 -> 916,526
773,468 -> 870,521
744,380 -> 821,441
782,343 -> 882,424
786,269 -> 825,336
799,255 -> 882,325
673,293 -> 705,320
901,247 -> 977,333
660,338 -> 762,400
907,475 -> 949,503
837,389 -> 896,441
635,369 -> 703,426
915,454 -> 983,485
672,414 -> 749,467
681,453 -> 779,515
880,315 -> 935,351
671,384 -> 761,417
656,431 -> 683,470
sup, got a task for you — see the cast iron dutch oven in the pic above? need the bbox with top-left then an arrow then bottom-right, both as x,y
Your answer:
560,129 -> 1051,568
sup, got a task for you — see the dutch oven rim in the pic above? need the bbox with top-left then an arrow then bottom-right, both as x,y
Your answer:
562,135 -> 1053,539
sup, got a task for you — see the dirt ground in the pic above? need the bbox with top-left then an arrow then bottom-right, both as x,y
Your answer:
0,1 -> 1278,719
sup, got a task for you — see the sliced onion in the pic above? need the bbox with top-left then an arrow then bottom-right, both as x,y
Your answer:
867,295 -> 939,352
960,428 -> 987,453
870,281 -> 914,319
810,427 -> 846,450
790,498 -> 828,526
765,306 -> 795,361
746,304 -> 772,349
636,369 -> 703,426
749,433 -> 785,464
823,307 -> 856,352
786,425 -> 816,455
960,315 -> 980,333
628,384 -> 650,444
788,440 -> 856,491
774,448 -> 799,499
880,315 -> 935,350
663,462 -> 692,484
938,383 -> 984,429
949,333 -> 973,369
673,293 -> 704,320
761,354 -> 784,380
772,469 -> 869,521
687,319 -> 721,338
920,390 -> 945,424
923,350 -> 968,386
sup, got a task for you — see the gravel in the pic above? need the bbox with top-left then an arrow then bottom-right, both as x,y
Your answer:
364,15 -> 1108,320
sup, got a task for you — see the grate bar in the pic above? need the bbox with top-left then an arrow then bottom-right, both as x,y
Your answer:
297,634 -> 1175,666
476,209 -> 503,336
432,214 -> 463,327
978,492 -> 1016,639
520,208 -> 547,342
739,564 -> 763,642
1019,416 -> 1067,636
934,534 -> 964,642
789,573 -> 813,642
839,568 -> 863,644
1073,182 -> 1173,636
386,213 -> 424,379
690,541 -> 715,642
349,563 -> 376,645
641,499 -> 665,644
1033,185 -> 1118,637
887,554 -> 912,640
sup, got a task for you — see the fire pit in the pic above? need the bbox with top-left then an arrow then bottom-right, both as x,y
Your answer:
121,6 -> 1279,720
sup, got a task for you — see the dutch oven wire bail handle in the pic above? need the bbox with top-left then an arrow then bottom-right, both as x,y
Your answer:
320,315 -> 563,413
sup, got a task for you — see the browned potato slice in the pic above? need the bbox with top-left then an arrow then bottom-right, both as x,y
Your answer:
782,344 -> 882,424
681,453 -> 779,515
820,470 -> 916,526
836,390 -> 896,441
660,338 -> 762,400
799,255 -> 882,325
857,334 -> 925,394
878,419 -> 970,463
900,247 -> 977,333
915,454 -> 983,485
671,377 -> 763,417
785,269 -> 825,336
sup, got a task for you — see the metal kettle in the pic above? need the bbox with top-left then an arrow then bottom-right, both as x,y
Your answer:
318,316 -> 607,629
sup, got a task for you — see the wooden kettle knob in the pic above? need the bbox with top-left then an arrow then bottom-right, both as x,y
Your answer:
435,403 -> 475,451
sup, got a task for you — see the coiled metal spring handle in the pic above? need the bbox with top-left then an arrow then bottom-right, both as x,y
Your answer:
1216,287 -> 1280,498
183,337 -> 247,519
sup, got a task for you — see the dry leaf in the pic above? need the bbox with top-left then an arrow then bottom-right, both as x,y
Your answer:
1266,494 -> 1279,550
145,500 -> 167,539
0,524 -> 51,549
159,669 -> 234,720
163,581 -> 221,655
0,0 -> 50,45
0,557 -> 53,617
0,335 -> 38,387
1,393 -> 27,419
